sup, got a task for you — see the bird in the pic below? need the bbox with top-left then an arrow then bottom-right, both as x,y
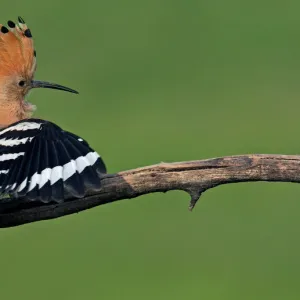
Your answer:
0,16 -> 106,206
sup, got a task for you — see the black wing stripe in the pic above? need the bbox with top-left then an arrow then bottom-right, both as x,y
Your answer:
59,139 -> 85,198
13,138 -> 38,196
38,139 -> 52,202
49,140 -> 64,202
0,154 -> 25,193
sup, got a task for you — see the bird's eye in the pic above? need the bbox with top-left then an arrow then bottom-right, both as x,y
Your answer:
18,80 -> 26,87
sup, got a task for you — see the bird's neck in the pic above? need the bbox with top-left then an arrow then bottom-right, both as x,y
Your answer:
0,109 -> 23,128
0,100 -> 26,128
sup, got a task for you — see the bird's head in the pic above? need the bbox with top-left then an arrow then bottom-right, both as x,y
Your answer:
0,17 -> 78,126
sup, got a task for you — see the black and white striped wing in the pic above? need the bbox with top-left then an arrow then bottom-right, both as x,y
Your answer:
0,119 -> 106,203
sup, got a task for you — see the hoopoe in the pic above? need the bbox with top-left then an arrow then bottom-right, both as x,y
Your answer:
0,17 -> 106,204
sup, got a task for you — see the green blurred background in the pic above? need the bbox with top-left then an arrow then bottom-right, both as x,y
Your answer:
1,1 -> 300,299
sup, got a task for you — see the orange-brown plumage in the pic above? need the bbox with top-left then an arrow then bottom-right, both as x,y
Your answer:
0,18 -> 36,126
0,19 -> 35,76
0,17 -> 77,128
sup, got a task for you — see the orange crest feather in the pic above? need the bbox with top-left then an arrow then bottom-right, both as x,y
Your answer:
0,17 -> 36,77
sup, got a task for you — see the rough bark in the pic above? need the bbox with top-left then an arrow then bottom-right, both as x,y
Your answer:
0,154 -> 299,228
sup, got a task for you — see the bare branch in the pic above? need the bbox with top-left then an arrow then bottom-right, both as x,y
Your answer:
1,154 -> 300,228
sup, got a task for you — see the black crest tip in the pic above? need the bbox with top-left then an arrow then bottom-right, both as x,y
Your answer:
1,26 -> 9,34
18,16 -> 25,24
24,29 -> 32,38
7,20 -> 15,28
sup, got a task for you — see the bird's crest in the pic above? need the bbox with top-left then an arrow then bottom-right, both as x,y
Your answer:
0,17 -> 36,77
0,16 -> 77,126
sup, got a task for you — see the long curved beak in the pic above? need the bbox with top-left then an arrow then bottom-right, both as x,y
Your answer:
31,80 -> 79,94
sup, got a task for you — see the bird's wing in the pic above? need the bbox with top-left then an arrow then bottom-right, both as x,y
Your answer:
0,118 -> 106,203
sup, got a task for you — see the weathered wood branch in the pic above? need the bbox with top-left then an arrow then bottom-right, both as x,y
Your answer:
1,154 -> 300,228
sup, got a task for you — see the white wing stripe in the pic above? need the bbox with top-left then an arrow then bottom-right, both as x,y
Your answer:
28,173 -> 40,192
38,168 -> 52,188
17,151 -> 100,192
0,122 -> 41,135
86,152 -> 100,165
0,137 -> 34,146
0,152 -> 25,161
63,160 -> 77,181
16,178 -> 28,192
75,156 -> 90,173
50,166 -> 63,185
